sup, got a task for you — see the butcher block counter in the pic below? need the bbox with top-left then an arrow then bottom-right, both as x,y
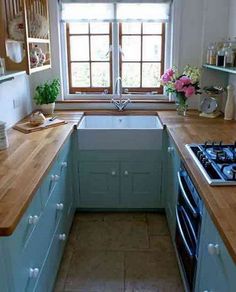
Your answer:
158,110 -> 236,263
0,111 -> 84,236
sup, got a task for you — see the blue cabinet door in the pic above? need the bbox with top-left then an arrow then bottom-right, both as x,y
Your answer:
195,209 -> 236,292
120,161 -> 161,208
0,243 -> 11,292
78,161 -> 119,208
163,134 -> 180,240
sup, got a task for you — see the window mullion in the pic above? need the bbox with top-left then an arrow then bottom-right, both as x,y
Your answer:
88,24 -> 92,88
140,23 -> 143,88
112,8 -> 120,93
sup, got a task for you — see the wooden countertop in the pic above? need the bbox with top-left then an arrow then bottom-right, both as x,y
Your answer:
158,111 -> 236,263
0,111 -> 84,236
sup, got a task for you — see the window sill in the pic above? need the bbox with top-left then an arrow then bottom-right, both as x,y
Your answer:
57,99 -> 174,104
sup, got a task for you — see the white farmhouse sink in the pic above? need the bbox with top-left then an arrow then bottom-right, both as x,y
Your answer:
77,115 -> 163,150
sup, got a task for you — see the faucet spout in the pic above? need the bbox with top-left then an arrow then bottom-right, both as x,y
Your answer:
112,77 -> 131,111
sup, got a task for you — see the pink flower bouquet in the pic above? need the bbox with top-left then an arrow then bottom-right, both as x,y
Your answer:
161,65 -> 201,115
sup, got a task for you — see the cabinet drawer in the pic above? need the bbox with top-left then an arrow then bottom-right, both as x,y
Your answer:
57,138 -> 71,167
40,161 -> 61,208
8,189 -> 42,256
35,215 -> 68,292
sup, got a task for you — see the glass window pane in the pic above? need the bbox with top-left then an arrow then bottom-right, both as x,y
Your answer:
143,36 -> 162,61
122,36 -> 141,61
122,63 -> 140,87
90,22 -> 109,34
69,23 -> 88,34
143,23 -> 162,34
122,23 -> 141,34
91,36 -> 109,61
142,63 -> 161,87
71,63 -> 90,87
70,36 -> 89,61
92,63 -> 110,87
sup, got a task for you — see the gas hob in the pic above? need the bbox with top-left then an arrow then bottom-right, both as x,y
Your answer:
186,141 -> 236,185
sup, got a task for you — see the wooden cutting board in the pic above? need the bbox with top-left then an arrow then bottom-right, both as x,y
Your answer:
14,118 -> 67,134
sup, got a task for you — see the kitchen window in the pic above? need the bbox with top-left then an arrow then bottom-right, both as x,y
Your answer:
67,22 -> 112,94
60,2 -> 170,99
120,22 -> 165,94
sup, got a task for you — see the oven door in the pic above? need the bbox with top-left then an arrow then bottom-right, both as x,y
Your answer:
177,170 -> 201,236
175,204 -> 197,291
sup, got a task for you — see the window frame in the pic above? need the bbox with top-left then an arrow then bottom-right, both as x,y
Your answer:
66,22 -> 113,94
119,22 -> 165,94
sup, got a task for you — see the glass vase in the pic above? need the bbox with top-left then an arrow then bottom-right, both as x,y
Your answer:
175,93 -> 188,116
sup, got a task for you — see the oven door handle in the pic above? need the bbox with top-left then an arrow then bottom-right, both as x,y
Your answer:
176,207 -> 194,259
180,205 -> 197,246
177,171 -> 198,218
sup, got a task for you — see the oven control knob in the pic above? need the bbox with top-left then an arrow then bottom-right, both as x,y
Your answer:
208,243 -> 220,255
205,161 -> 211,168
197,150 -> 203,157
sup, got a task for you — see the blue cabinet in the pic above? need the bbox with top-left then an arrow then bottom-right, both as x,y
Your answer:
78,150 -> 163,210
79,161 -> 120,208
0,134 -> 75,292
120,162 -> 161,208
195,208 -> 236,292
163,132 -> 180,240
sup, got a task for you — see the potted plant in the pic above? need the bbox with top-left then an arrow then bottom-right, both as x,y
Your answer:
34,79 -> 60,115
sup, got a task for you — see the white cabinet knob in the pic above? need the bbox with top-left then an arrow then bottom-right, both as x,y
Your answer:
51,174 -> 60,182
28,215 -> 39,225
168,146 -> 174,153
29,268 -> 39,278
208,243 -> 220,255
124,170 -> 129,176
61,162 -> 68,168
56,203 -> 64,211
111,171 -> 116,176
59,233 -> 66,241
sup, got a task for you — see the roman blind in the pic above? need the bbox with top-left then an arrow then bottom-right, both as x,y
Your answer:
60,1 -> 171,22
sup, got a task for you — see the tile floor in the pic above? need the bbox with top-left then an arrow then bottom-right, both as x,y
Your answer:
54,212 -> 184,292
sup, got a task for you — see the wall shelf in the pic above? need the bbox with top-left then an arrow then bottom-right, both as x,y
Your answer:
27,38 -> 50,44
0,71 -> 26,84
203,64 -> 236,74
0,0 -> 51,75
29,64 -> 51,74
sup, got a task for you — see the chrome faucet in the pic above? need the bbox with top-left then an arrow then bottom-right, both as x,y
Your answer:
112,77 -> 131,111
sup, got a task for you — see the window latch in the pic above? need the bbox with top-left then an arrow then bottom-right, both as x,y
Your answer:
119,46 -> 125,56
105,45 -> 113,57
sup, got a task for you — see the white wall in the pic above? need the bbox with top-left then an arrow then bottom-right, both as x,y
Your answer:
0,0 -> 233,117
228,0 -> 236,118
0,74 -> 33,128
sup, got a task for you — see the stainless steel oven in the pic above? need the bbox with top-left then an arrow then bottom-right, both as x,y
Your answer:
175,167 -> 203,291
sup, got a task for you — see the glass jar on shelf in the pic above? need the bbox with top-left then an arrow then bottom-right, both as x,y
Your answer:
224,43 -> 234,67
206,43 -> 217,65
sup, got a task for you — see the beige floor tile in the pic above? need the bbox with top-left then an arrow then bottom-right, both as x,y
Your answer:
54,245 -> 73,292
64,250 -> 124,292
76,220 -> 149,251
103,212 -> 146,222
149,235 -> 175,255
76,212 -> 105,222
124,251 -> 184,292
147,213 -> 169,236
